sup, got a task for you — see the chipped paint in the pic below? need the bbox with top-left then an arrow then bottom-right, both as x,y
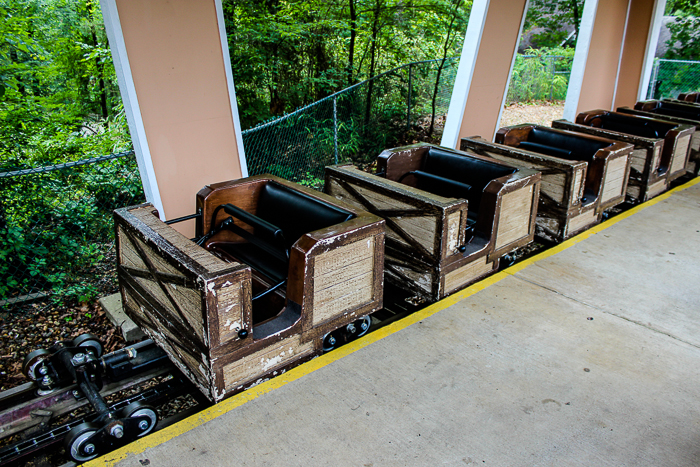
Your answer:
207,282 -> 217,296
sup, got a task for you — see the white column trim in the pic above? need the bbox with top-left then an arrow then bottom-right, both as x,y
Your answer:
99,0 -> 165,218
493,0 -> 530,141
612,0 -> 633,109
638,0 -> 667,101
440,0 -> 491,149
563,0 -> 600,121
214,0 -> 248,177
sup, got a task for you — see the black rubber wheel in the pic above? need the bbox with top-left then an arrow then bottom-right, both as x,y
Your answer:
121,401 -> 158,437
322,332 -> 337,352
72,333 -> 104,358
355,316 -> 372,337
22,349 -> 50,380
65,422 -> 100,462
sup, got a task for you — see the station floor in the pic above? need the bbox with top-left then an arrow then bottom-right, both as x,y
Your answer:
92,179 -> 700,467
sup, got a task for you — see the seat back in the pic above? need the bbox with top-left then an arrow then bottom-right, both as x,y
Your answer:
421,147 -> 516,212
526,127 -> 608,162
655,102 -> 700,120
256,182 -> 354,249
598,113 -> 672,139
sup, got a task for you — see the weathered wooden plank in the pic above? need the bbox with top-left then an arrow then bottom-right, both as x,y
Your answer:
222,335 -> 314,390
601,156 -> 628,203
444,257 -> 495,295
495,185 -> 534,249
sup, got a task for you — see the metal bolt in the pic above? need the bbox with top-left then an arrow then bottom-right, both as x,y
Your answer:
72,390 -> 81,398
139,420 -> 149,431
327,335 -> 336,346
360,320 -> 369,331
38,365 -> 48,375
72,353 -> 86,365
83,444 -> 95,455
41,375 -> 53,386
346,323 -> 356,334
110,425 -> 124,439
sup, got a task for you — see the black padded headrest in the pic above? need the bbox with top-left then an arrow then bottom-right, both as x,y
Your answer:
528,127 -> 608,161
654,104 -> 700,121
257,182 -> 354,248
421,147 -> 516,212
598,113 -> 669,139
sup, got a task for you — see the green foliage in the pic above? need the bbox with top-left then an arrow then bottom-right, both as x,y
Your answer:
664,1 -> 700,61
0,0 -> 138,307
507,47 -> 574,103
523,0 -> 584,49
223,0 -> 472,129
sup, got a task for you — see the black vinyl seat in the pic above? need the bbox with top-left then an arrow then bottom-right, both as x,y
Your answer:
397,147 -> 516,232
519,127 -> 608,162
206,181 -> 354,296
597,113 -> 672,139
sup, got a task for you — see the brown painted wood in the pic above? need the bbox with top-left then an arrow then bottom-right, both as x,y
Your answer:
325,144 -> 540,301
552,110 -> 694,202
116,175 -> 385,402
621,100 -> 700,174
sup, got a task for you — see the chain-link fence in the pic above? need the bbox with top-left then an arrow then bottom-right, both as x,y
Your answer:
0,152 -> 144,312
506,55 -> 572,104
3,54 -> 578,311
242,57 -> 459,189
646,58 -> 700,99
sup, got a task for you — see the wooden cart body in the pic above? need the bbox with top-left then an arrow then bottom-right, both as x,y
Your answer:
618,100 -> 700,174
115,175 -> 385,402
461,126 -> 632,241
552,110 -> 694,201
325,144 -> 540,302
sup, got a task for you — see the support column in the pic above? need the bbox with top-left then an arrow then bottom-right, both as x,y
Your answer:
441,0 -> 529,147
101,0 -> 248,235
564,0 -> 666,120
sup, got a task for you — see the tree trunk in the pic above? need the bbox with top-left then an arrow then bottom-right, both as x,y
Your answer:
429,0 -> 462,136
363,1 -> 381,131
348,0 -> 357,86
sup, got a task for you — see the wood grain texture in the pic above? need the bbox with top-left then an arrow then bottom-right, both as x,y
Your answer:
222,335 -> 314,390
312,237 -> 375,325
495,185 -> 534,249
601,156 -> 628,203
443,257 -> 495,295
671,134 -> 691,175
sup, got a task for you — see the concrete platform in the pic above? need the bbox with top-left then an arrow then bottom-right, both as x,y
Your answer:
93,179 -> 700,467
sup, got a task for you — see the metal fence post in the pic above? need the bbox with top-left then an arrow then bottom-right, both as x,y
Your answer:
333,96 -> 338,164
407,63 -> 413,130
648,58 -> 660,99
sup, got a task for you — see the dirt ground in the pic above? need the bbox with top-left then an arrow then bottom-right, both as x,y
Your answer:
500,101 -> 566,127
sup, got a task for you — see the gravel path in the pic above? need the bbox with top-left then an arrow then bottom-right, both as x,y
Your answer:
500,101 -> 565,127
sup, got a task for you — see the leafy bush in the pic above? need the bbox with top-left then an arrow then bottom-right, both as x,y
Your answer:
507,47 -> 574,103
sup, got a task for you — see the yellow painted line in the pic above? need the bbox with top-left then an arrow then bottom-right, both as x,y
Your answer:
88,176 -> 699,467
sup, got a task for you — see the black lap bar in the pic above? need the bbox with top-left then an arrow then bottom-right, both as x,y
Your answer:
400,170 -> 472,199
221,203 -> 288,263
518,141 -> 573,159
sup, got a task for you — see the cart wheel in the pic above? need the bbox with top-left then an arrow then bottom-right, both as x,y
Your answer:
121,401 -> 158,437
65,422 -> 100,462
72,333 -> 104,358
355,316 -> 372,337
322,332 -> 337,352
22,349 -> 51,380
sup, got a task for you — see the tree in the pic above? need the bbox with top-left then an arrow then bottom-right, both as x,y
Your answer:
664,0 -> 700,60
523,0 -> 583,49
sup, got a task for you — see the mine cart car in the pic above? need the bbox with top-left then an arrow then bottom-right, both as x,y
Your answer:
461,125 -> 633,242
115,175 -> 385,402
325,143 -> 541,302
618,99 -> 700,174
552,110 -> 694,201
